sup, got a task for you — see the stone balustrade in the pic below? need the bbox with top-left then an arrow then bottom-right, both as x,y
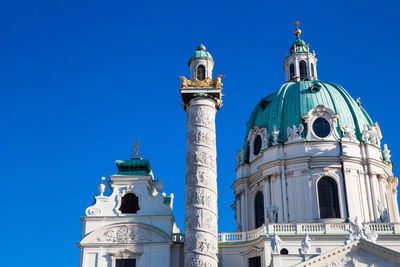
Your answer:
215,223 -> 400,244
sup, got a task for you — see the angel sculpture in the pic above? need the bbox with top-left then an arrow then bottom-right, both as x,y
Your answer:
300,233 -> 312,254
287,124 -> 304,141
341,125 -> 357,142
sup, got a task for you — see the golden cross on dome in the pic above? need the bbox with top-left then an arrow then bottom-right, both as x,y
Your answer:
293,20 -> 302,38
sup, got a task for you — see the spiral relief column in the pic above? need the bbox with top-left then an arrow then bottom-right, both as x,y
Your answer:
180,44 -> 223,267
183,96 -> 220,267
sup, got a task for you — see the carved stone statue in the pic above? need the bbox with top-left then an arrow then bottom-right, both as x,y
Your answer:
341,125 -> 357,142
178,75 -> 224,89
362,125 -> 370,144
260,127 -> 269,148
362,125 -> 379,146
236,146 -> 245,166
271,125 -> 280,145
155,177 -> 164,195
267,206 -> 278,223
271,233 -> 282,254
345,216 -> 365,244
300,233 -> 312,254
369,126 -> 379,145
287,124 -> 304,142
132,140 -> 140,157
383,144 -> 391,162
377,201 -> 389,223
366,231 -> 379,243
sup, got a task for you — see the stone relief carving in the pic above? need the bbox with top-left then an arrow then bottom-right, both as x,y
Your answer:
287,124 -> 304,142
186,187 -> 216,210
189,108 -> 215,128
192,129 -> 215,146
271,233 -> 283,254
271,125 -> 280,145
185,101 -> 218,267
341,125 -> 357,142
322,248 -> 396,267
185,231 -> 218,255
185,254 -> 215,267
190,149 -> 216,169
300,233 -> 312,254
267,206 -> 278,223
98,225 -> 151,243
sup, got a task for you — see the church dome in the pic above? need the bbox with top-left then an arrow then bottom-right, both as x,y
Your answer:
188,43 -> 213,66
243,80 -> 373,157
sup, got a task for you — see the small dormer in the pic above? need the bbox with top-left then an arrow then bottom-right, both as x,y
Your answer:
283,21 -> 318,82
188,43 -> 214,80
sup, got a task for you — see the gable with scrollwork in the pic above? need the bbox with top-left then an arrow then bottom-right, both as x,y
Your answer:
80,222 -> 171,245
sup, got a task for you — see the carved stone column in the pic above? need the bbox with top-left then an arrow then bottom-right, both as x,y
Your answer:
181,87 -> 222,267
369,172 -> 380,221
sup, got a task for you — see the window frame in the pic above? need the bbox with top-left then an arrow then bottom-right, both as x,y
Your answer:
316,176 -> 341,219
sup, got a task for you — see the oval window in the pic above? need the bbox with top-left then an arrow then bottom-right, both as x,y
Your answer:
313,118 -> 331,138
253,135 -> 262,155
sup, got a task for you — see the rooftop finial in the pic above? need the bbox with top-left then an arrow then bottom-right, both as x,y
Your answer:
197,43 -> 206,51
294,20 -> 302,38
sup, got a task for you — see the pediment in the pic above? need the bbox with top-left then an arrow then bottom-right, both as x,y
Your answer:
295,240 -> 400,267
80,222 -> 171,245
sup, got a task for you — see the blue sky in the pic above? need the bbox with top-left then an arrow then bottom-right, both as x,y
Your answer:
1,0 -> 400,266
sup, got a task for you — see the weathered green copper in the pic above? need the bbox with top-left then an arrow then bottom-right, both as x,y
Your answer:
290,37 -> 308,54
188,43 -> 213,65
116,158 -> 153,176
243,80 -> 373,160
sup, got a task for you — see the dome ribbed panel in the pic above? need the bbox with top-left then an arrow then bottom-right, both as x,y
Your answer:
243,81 -> 374,159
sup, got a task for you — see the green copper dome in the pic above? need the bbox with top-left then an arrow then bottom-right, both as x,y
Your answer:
188,43 -> 213,65
243,80 -> 373,158
290,37 -> 309,54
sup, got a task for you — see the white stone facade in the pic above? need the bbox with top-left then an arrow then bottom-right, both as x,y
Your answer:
78,171 -> 183,267
78,37 -> 400,267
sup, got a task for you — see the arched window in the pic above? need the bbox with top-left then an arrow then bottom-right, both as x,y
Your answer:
254,191 -> 265,228
299,60 -> 307,80
120,193 -> 140,214
196,65 -> 206,80
289,63 -> 295,80
318,177 -> 340,218
311,63 -> 315,77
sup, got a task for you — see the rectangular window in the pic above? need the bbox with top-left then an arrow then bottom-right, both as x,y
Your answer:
249,256 -> 261,267
116,259 -> 136,267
